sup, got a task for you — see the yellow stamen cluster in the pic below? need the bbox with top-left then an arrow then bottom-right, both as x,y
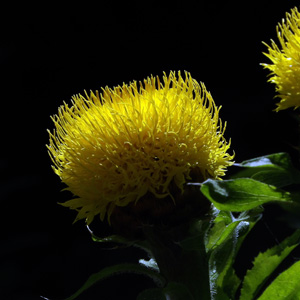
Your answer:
263,7 -> 300,111
48,71 -> 234,224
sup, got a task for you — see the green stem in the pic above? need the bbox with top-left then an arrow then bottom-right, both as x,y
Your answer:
143,225 -> 211,300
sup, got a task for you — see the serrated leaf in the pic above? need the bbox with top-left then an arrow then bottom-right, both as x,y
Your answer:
201,178 -> 292,212
61,263 -> 166,300
257,260 -> 300,300
240,229 -> 300,300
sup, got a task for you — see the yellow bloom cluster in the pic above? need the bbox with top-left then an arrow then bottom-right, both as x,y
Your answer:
263,7 -> 300,111
48,71 -> 234,224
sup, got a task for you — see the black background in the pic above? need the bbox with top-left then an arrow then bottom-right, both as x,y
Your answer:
2,2 -> 300,299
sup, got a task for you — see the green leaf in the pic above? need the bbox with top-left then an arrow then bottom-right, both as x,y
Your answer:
86,226 -> 138,245
205,210 -> 233,251
213,210 -> 233,225
213,287 -> 232,300
62,263 -> 166,300
240,229 -> 300,300
136,282 -> 196,300
220,268 -> 241,300
232,152 -> 300,187
208,209 -> 261,299
163,282 -> 194,300
209,220 -> 246,297
137,288 -> 166,300
257,260 -> 300,300
86,225 -> 150,252
201,178 -> 292,212
206,220 -> 239,252
180,219 -> 210,251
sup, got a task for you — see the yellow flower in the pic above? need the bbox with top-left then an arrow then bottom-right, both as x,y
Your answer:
47,71 -> 234,225
262,7 -> 300,111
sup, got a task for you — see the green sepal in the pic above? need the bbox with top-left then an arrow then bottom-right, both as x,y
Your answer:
86,225 -> 150,252
201,178 -> 292,212
257,260 -> 300,299
240,229 -> 300,300
232,152 -> 300,187
87,225 -> 136,245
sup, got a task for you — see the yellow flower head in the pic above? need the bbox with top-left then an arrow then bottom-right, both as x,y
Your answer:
262,7 -> 300,111
47,71 -> 234,225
